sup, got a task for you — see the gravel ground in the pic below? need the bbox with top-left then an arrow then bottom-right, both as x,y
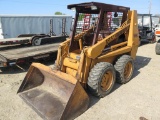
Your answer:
0,42 -> 160,120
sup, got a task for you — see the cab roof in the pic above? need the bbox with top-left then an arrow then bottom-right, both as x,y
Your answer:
67,2 -> 130,13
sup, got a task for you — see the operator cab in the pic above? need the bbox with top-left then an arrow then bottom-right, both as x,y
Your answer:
68,2 -> 130,52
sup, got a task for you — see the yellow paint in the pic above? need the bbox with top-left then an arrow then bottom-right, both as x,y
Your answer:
63,57 -> 79,70
53,10 -> 139,86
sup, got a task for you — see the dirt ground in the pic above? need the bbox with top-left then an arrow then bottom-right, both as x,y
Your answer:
0,42 -> 160,120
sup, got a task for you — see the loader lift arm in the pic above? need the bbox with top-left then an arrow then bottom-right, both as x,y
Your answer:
87,19 -> 131,59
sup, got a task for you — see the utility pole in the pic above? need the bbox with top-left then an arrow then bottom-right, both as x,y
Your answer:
149,0 -> 152,31
149,0 -> 152,14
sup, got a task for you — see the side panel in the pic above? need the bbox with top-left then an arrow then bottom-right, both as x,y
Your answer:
1,16 -> 72,39
128,10 -> 139,59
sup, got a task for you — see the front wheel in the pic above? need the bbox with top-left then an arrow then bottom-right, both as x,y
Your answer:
87,62 -> 116,98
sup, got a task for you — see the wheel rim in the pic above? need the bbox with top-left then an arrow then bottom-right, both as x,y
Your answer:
32,38 -> 40,46
34,39 -> 39,45
101,71 -> 113,91
124,61 -> 133,80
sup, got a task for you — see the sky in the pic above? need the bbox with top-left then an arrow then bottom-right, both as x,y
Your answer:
0,0 -> 160,17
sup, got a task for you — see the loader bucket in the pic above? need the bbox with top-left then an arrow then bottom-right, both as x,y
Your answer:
17,63 -> 89,120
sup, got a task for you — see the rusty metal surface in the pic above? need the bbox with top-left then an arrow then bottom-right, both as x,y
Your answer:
18,63 -> 89,120
19,87 -> 67,120
67,2 -> 130,13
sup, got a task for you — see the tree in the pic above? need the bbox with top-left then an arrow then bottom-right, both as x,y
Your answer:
78,13 -> 84,21
54,12 -> 65,15
55,12 -> 62,15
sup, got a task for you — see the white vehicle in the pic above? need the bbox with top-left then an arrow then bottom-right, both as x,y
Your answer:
155,24 -> 160,55
155,24 -> 160,41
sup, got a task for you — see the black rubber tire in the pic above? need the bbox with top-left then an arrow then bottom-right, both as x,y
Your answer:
155,40 -> 160,55
139,39 -> 141,46
87,62 -> 116,98
150,35 -> 156,43
32,37 -> 40,46
114,55 -> 134,84
139,40 -> 141,46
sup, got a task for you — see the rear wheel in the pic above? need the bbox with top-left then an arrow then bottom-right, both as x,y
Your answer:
155,40 -> 160,55
114,55 -> 134,84
139,40 -> 141,46
139,37 -> 141,46
150,35 -> 156,43
87,62 -> 115,98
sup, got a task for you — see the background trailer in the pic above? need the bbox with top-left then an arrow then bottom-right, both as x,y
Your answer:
0,15 -> 72,39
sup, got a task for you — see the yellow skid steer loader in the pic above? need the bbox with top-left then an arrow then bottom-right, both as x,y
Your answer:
18,2 -> 139,120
